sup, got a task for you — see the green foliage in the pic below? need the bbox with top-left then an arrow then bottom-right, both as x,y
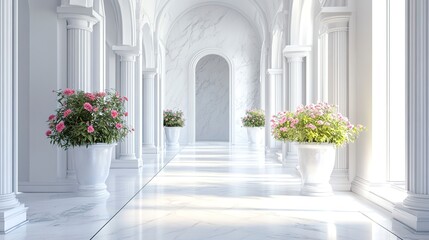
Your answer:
271,103 -> 364,147
242,109 -> 265,127
163,109 -> 185,127
46,89 -> 130,150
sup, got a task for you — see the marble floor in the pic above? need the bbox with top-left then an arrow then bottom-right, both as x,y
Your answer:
1,144 -> 428,240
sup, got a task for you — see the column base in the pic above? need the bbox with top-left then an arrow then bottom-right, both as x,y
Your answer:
142,145 -> 158,154
110,158 -> 142,169
283,154 -> 299,169
330,168 -> 351,191
393,202 -> 429,232
0,204 -> 27,234
19,180 -> 77,193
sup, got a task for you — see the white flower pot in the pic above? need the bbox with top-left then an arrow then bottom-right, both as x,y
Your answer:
165,127 -> 181,147
73,143 -> 116,197
296,143 -> 336,196
246,127 -> 264,146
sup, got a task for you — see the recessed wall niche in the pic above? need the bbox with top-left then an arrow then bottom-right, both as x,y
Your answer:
195,54 -> 229,142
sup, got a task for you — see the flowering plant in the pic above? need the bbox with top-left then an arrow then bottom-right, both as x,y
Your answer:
242,109 -> 265,128
46,89 -> 130,150
163,109 -> 185,127
271,103 -> 364,147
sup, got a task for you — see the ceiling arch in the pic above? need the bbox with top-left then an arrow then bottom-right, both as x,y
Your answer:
154,0 -> 272,45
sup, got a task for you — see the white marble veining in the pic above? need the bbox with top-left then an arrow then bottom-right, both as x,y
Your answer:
89,144 -> 423,240
165,5 -> 261,144
2,144 -> 429,239
196,55 -> 229,141
0,150 -> 179,240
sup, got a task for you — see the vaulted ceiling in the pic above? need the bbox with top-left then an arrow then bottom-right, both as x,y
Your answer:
141,0 -> 286,44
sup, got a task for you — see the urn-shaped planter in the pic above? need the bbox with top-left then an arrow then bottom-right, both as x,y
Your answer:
246,127 -> 264,146
73,143 -> 116,197
165,127 -> 181,147
296,143 -> 336,196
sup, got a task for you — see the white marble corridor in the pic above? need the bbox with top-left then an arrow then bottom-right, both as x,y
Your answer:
1,144 -> 427,240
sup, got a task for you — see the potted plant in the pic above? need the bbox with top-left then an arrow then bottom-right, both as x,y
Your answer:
46,89 -> 130,197
271,103 -> 364,196
242,109 -> 265,146
163,109 -> 185,147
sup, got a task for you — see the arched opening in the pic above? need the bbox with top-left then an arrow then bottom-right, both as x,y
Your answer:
195,54 -> 230,142
188,49 -> 235,144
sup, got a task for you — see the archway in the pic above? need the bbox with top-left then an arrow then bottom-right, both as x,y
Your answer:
195,55 -> 230,142
188,49 -> 234,144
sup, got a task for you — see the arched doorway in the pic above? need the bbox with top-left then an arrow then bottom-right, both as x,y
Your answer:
195,55 -> 229,142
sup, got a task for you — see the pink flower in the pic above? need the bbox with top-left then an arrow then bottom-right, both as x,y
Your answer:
115,123 -> 122,129
96,92 -> 106,98
83,102 -> 93,112
63,109 -> 72,118
280,127 -> 288,132
85,93 -> 96,101
87,125 -> 94,133
48,114 -> 56,121
93,107 -> 98,112
63,88 -> 75,96
306,124 -> 316,130
317,120 -> 324,125
124,112 -> 128,117
56,121 -> 65,132
123,96 -> 128,101
45,130 -> 52,136
111,110 -> 118,118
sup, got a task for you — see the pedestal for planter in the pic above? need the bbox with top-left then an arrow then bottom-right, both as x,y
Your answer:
296,143 -> 336,196
73,143 -> 116,197
246,127 -> 264,147
165,127 -> 181,148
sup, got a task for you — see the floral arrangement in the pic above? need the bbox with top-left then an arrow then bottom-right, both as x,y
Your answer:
163,109 -> 185,127
271,103 -> 364,146
242,109 -> 265,128
46,89 -> 130,150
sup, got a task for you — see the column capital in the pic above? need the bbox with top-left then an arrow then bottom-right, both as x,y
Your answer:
113,46 -> 140,62
57,6 -> 100,32
319,12 -> 351,35
283,45 -> 312,59
143,68 -> 157,79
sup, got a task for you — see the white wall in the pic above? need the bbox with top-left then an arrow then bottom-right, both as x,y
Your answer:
353,0 -> 373,183
18,0 -> 30,182
195,54 -> 229,141
18,0 -> 68,186
164,5 -> 261,144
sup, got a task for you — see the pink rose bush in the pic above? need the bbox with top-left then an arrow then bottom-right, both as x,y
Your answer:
241,109 -> 265,128
46,89 -> 130,149
163,109 -> 185,127
271,103 -> 364,146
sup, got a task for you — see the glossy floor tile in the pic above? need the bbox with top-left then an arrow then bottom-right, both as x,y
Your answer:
2,144 -> 428,240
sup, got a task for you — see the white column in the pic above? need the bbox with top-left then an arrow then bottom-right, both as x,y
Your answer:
0,0 -> 27,232
111,46 -> 142,168
393,0 -> 429,231
266,69 -> 284,155
134,21 -> 143,163
142,69 -> 157,153
58,7 -> 99,177
319,13 -> 351,190
282,46 -> 311,168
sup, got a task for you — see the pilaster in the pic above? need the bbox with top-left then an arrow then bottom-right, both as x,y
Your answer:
266,69 -> 283,156
58,5 -> 100,177
319,12 -> 351,190
111,46 -> 142,168
0,0 -> 27,232
393,0 -> 429,231
282,46 -> 311,169
142,69 -> 158,154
